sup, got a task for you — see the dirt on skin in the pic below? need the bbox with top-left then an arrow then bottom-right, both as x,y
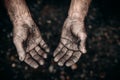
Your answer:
0,0 -> 120,80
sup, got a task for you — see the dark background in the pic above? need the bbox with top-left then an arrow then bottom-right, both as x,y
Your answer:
0,0 -> 120,80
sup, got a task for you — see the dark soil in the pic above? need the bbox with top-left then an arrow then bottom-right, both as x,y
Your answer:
0,0 -> 120,80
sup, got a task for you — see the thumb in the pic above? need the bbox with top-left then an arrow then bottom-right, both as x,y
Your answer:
78,32 -> 87,54
13,36 -> 26,61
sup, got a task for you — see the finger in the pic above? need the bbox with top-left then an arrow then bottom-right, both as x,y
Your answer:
39,40 -> 50,53
78,32 -> 87,53
66,52 -> 82,67
29,50 -> 37,57
26,37 -> 41,52
58,50 -> 73,66
13,36 -> 25,61
53,43 -> 63,57
54,47 -> 67,62
30,50 -> 44,65
35,46 -> 47,58
24,54 -> 39,69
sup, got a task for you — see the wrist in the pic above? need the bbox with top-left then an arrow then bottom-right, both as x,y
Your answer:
68,10 -> 85,21
68,11 -> 85,21
13,17 -> 34,28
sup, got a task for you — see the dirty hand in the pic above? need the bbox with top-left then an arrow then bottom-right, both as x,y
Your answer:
13,21 -> 49,69
53,17 -> 87,67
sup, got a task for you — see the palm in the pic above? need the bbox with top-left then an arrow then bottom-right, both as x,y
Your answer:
53,18 -> 87,67
13,23 -> 49,69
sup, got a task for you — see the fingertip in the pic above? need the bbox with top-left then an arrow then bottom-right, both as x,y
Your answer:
66,61 -> 74,67
19,56 -> 25,61
31,62 -> 39,69
46,48 -> 50,53
40,60 -> 44,65
18,52 -> 25,61
58,62 -> 63,66
33,64 -> 39,69
80,47 -> 87,54
65,62 -> 71,67
43,54 -> 47,59
83,49 -> 87,54
54,57 -> 58,62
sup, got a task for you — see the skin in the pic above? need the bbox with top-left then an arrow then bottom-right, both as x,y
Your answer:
5,0 -> 50,69
53,0 -> 91,67
5,0 -> 91,68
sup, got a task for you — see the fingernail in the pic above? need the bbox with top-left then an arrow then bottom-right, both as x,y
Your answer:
58,62 -> 63,66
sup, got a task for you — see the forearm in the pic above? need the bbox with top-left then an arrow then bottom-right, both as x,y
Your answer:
68,0 -> 91,21
5,0 -> 32,25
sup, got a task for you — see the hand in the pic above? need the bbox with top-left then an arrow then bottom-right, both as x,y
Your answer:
13,21 -> 49,69
53,17 -> 87,67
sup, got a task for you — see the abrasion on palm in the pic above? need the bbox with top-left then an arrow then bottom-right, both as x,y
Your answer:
53,17 -> 87,67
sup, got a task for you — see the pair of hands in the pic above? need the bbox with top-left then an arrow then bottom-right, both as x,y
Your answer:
13,17 -> 87,69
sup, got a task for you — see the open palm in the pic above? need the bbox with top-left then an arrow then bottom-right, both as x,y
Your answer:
53,17 -> 87,67
13,21 -> 49,68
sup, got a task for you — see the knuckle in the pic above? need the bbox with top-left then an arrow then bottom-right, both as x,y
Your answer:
67,52 -> 72,57
35,46 -> 40,52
